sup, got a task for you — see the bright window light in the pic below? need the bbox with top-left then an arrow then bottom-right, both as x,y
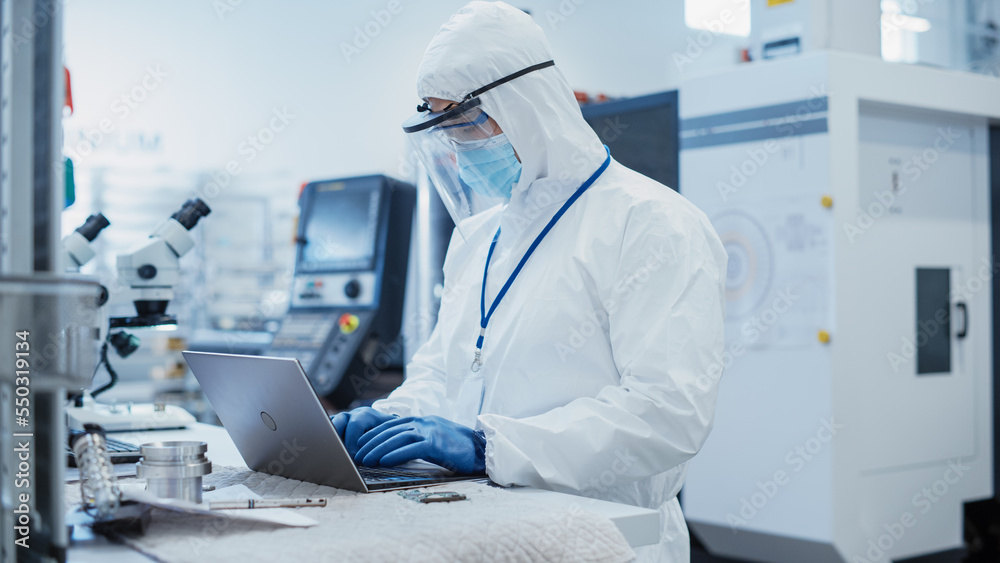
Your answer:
685,0 -> 751,38
881,0 -> 930,63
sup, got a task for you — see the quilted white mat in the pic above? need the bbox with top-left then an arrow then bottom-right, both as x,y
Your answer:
72,465 -> 636,563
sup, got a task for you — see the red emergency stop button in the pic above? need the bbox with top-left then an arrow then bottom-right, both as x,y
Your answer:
338,313 -> 359,334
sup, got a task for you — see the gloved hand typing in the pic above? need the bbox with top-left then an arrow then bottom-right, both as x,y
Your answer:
354,415 -> 486,474
330,407 -> 397,458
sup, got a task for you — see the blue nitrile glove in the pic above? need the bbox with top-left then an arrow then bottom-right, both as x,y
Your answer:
353,415 -> 487,474
330,407 -> 397,458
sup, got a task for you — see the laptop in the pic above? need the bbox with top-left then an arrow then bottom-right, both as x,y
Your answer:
182,350 -> 485,492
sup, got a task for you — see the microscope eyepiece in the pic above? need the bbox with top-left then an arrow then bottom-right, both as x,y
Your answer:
75,213 -> 110,242
170,198 -> 211,230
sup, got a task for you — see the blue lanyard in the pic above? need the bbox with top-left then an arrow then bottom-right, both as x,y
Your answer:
472,146 -> 611,372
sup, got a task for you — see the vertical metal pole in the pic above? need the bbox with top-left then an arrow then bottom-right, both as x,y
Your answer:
0,0 -> 13,559
989,125 -> 999,510
31,0 -> 67,560
0,380 -> 12,563
31,0 -> 61,273
1,1 -> 21,559
5,0 -> 34,275
1,1 -> 68,562
0,0 -> 13,273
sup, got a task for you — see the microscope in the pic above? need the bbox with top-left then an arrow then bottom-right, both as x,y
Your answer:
66,199 -> 210,431
113,198 -> 211,330
62,213 -> 111,273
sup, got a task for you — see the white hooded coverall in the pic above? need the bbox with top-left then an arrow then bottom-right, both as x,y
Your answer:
374,3 -> 728,561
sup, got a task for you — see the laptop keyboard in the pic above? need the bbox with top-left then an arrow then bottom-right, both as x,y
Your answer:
66,435 -> 142,466
358,466 -> 439,482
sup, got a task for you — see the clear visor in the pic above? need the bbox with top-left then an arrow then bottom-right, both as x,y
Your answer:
403,102 -> 515,240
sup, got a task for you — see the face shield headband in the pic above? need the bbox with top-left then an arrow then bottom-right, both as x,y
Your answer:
402,60 -> 555,134
401,60 -> 555,240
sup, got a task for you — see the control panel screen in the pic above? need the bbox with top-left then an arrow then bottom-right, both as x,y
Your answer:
299,183 -> 381,272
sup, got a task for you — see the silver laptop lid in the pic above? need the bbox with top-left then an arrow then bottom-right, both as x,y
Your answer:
182,351 -> 368,492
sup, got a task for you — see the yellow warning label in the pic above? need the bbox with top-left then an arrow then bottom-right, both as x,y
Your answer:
768,0 -> 795,6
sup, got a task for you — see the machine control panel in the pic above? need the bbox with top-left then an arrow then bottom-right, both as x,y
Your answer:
291,272 -> 377,308
268,309 -> 375,395
266,175 -> 415,406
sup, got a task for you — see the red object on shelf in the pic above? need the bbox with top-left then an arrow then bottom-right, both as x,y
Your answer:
574,90 -> 589,104
64,67 -> 73,115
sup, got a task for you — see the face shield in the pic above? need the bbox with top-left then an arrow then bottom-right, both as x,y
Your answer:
402,60 -> 555,239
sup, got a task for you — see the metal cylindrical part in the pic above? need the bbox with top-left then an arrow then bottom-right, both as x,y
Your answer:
136,441 -> 212,504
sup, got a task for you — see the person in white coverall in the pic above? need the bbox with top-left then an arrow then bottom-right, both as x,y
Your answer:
331,2 -> 727,560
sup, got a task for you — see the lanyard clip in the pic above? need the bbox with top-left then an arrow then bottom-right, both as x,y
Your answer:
471,328 -> 485,372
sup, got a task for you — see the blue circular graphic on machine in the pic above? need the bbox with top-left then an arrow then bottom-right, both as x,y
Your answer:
710,210 -> 774,320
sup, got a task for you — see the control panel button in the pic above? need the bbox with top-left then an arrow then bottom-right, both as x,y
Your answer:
344,279 -> 361,299
338,313 -> 360,334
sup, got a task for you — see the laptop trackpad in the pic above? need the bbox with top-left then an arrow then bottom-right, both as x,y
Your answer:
394,459 -> 454,476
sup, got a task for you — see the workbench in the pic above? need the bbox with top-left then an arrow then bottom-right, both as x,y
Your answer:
66,423 -> 660,562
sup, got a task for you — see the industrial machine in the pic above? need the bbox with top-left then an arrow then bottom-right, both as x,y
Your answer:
681,51 -> 999,562
580,90 -> 679,192
266,175 -> 415,407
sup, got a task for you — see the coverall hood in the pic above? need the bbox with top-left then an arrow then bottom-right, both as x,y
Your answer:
415,1 -> 608,239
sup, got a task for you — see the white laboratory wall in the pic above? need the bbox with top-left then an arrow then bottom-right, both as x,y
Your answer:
61,0 -> 747,184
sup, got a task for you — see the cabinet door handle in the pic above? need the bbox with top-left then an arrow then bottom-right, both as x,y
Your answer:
956,302 -> 968,339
